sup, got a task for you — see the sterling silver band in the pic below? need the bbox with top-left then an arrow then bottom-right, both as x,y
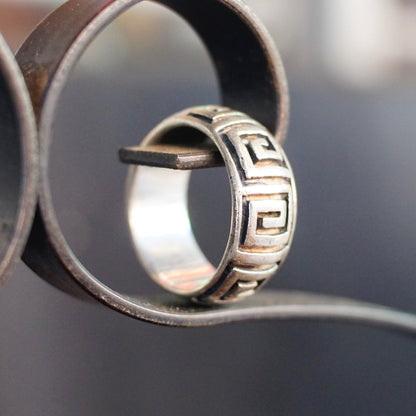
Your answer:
127,106 -> 297,304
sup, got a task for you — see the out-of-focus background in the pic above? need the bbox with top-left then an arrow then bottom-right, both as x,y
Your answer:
1,1 -> 416,415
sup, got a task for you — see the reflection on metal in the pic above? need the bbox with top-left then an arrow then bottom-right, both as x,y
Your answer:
0,35 -> 37,287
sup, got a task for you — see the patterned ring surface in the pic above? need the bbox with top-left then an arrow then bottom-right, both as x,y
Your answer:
127,105 -> 297,304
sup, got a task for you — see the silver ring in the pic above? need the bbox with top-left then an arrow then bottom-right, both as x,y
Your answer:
127,106 -> 297,304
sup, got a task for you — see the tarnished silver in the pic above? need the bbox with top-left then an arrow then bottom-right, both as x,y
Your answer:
0,35 -> 37,287
13,0 -> 416,334
125,105 -> 297,304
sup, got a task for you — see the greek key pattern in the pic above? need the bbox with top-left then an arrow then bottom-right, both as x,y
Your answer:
187,106 -> 296,304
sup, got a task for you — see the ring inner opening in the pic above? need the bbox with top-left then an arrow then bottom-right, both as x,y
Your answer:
128,126 -> 230,295
49,2 -> 220,293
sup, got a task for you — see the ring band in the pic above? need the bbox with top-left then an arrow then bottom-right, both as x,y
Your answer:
127,106 -> 297,304
16,0 -> 289,316
0,36 -> 37,287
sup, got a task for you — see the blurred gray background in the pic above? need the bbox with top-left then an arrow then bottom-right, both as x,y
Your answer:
1,1 -> 416,415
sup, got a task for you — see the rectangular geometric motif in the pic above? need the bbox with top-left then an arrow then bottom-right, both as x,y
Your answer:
220,126 -> 292,181
242,134 -> 284,166
241,195 -> 290,252
219,264 -> 278,301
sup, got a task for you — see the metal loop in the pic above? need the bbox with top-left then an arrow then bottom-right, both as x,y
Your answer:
14,1 -> 416,334
16,0 -> 289,305
0,35 -> 38,287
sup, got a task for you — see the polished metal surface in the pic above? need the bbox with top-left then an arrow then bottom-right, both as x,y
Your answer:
0,35 -> 38,287
125,105 -> 297,304
12,0 -> 416,333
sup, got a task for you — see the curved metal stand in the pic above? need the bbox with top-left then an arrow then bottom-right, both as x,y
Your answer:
15,0 -> 289,304
14,0 -> 416,335
0,35 -> 37,287
126,291 -> 416,336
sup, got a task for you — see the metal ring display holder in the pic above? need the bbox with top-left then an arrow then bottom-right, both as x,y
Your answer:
16,0 -> 416,334
0,35 -> 38,287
